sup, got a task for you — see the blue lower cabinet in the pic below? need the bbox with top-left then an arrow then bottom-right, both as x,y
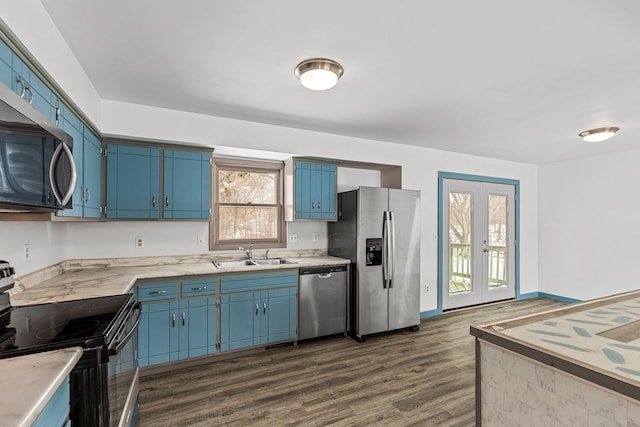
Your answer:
173,298 -> 216,360
33,376 -> 70,427
220,283 -> 297,352
138,282 -> 216,367
138,301 -> 176,367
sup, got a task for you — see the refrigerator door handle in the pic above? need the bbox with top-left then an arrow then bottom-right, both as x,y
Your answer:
389,211 -> 395,288
382,211 -> 391,288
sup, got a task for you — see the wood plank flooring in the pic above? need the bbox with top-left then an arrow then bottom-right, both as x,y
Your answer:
139,298 -> 566,426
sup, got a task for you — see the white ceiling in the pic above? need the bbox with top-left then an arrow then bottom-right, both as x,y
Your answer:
41,0 -> 640,164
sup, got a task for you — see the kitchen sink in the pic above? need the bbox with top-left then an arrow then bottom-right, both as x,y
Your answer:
212,258 -> 297,268
212,260 -> 258,268
252,258 -> 297,265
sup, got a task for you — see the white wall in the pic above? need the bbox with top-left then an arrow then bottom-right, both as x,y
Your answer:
539,149 -> 640,300
0,1 -> 541,312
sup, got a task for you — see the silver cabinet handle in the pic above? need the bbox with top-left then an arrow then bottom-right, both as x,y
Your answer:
15,77 -> 25,98
85,187 -> 91,202
172,313 -> 176,327
182,312 -> 186,326
255,303 -> 259,315
25,86 -> 33,104
149,290 -> 166,295
318,273 -> 332,279
80,185 -> 85,203
152,195 -> 157,207
311,201 -> 315,209
317,200 -> 321,209
263,302 -> 267,314
165,196 -> 170,207
191,286 -> 207,291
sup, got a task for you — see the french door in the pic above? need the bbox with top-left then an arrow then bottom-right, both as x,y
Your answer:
441,179 -> 515,310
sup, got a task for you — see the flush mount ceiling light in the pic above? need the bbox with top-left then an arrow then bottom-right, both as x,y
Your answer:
294,58 -> 344,91
578,126 -> 620,142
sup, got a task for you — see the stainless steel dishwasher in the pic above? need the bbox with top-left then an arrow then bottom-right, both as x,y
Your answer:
299,264 -> 348,340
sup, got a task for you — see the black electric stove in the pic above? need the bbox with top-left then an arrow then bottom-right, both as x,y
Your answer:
0,260 -> 141,426
0,293 -> 133,359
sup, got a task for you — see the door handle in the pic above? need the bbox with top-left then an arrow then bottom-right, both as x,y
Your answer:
256,303 -> 259,315
166,196 -> 170,207
152,195 -> 157,207
263,302 -> 267,314
182,312 -> 186,326
172,313 -> 176,327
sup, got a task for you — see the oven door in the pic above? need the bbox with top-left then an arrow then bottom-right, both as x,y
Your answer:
108,301 -> 141,427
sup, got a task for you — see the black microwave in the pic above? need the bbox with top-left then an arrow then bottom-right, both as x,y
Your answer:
0,83 -> 75,212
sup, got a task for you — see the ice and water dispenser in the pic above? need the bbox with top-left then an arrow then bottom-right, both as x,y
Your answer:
365,238 -> 382,266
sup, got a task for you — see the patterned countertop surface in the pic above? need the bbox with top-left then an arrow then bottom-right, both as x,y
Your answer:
9,251 -> 350,306
478,291 -> 640,388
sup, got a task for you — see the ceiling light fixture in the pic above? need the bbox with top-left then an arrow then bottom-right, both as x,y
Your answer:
578,126 -> 620,142
294,58 -> 344,91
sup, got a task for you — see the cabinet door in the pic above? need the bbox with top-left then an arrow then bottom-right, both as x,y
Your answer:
106,144 -> 160,218
163,150 -> 211,219
180,298 -> 216,359
0,39 -> 12,90
220,293 -> 256,351
295,161 -> 313,219
82,129 -> 102,218
57,107 -> 84,217
32,376 -> 70,427
265,287 -> 297,343
294,161 -> 337,220
319,164 -> 337,220
139,301 -> 173,367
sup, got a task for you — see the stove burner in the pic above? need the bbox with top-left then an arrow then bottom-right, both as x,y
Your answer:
36,318 -> 102,341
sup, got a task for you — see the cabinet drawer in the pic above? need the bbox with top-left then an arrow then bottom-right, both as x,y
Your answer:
221,272 -> 297,294
137,282 -> 178,302
181,279 -> 216,297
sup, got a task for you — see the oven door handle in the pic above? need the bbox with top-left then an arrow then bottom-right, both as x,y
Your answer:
109,302 -> 142,356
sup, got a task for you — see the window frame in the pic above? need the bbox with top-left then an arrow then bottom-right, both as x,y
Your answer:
210,157 -> 286,250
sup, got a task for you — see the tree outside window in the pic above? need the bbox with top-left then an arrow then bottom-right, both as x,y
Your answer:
210,159 -> 285,250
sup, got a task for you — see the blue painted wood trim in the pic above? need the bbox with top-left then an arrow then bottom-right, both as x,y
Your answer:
420,309 -> 442,319
518,292 -> 540,300
538,292 -> 581,304
437,172 -> 521,311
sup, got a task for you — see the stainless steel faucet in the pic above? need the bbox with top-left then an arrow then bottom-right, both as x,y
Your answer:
239,245 -> 253,261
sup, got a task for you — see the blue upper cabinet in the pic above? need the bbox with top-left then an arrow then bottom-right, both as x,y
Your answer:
0,38 -> 55,121
163,149 -> 211,219
106,145 -> 211,220
106,144 -> 160,219
293,161 -> 337,221
56,104 -> 104,219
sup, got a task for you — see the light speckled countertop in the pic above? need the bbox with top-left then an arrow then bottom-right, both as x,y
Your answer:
2,251 -> 350,424
0,347 -> 82,426
10,251 -> 350,305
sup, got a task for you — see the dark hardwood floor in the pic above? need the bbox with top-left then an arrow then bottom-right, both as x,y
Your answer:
139,298 -> 566,426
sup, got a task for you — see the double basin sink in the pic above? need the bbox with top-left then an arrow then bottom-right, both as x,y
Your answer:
212,258 -> 297,269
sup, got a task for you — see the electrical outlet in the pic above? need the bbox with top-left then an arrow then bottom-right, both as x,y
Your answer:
424,284 -> 429,293
197,235 -> 206,247
289,233 -> 298,242
313,232 -> 319,242
23,243 -> 30,261
135,236 -> 144,248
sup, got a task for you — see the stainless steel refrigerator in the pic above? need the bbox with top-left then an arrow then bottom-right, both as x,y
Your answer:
328,187 -> 421,340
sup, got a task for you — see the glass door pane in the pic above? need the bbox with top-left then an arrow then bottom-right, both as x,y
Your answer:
449,191 -> 473,295
487,194 -> 508,289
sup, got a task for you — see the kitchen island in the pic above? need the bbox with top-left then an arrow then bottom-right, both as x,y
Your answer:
470,291 -> 640,426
